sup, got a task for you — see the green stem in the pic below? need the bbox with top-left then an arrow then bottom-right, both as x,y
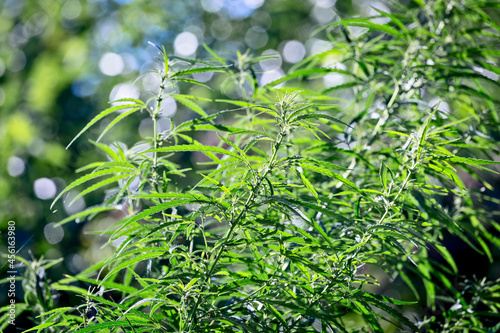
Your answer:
186,131 -> 286,332
152,110 -> 160,187
153,114 -> 158,170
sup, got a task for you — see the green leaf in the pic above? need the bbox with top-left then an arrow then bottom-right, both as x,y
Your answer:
353,292 -> 418,331
97,107 -> 142,142
68,174 -> 132,206
243,135 -> 274,152
112,199 -> 200,237
36,307 -> 74,318
134,192 -> 209,201
417,108 -> 436,161
23,321 -> 72,332
162,45 -> 168,74
295,168 -> 320,204
298,164 -> 379,209
380,163 -> 388,196
336,18 -> 404,38
75,162 -> 105,173
55,206 -> 119,226
370,7 -> 408,34
434,244 -> 458,273
385,130 -> 414,140
216,133 -> 251,166
185,277 -> 199,290
72,321 -> 156,332
214,99 -> 271,111
292,113 -> 351,128
109,98 -> 145,106
270,196 -> 333,248
60,275 -> 138,294
170,66 -> 227,77
101,251 -> 165,285
51,168 -> 134,209
322,82 -> 362,94
199,173 -> 231,195
143,144 -> 243,160
66,104 -> 142,149
121,298 -> 171,317
176,123 -> 264,135
173,108 -> 242,133
265,68 -> 352,87
265,304 -> 287,327
445,156 -> 500,165
173,94 -> 208,117
202,43 -> 227,66
89,140 -> 122,161
93,161 -> 137,172
171,78 -> 212,90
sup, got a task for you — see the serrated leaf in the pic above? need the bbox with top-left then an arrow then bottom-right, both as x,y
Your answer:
60,275 -> 138,294
76,162 -> 105,173
23,321 -> 72,332
199,173 -> 231,195
385,130 -> 414,140
202,43 -> 227,65
120,298 -> 170,318
434,244 -> 458,273
177,123 -> 265,136
101,251 -> 165,285
134,192 -> 209,201
66,104 -> 142,149
270,196 -> 333,248
353,292 -> 418,330
173,94 -> 208,117
173,108 -> 241,133
68,174 -> 132,206
36,307 -> 74,318
293,113 -> 351,128
171,78 -> 212,90
334,18 -> 404,38
97,107 -> 142,142
265,304 -> 287,326
243,135 -> 274,152
55,206 -> 118,226
264,68 -> 351,87
162,45 -> 168,74
185,277 -> 199,290
89,140 -> 122,161
71,321 -> 156,332
445,156 -> 500,165
51,168 -> 134,209
295,169 -> 320,204
214,99 -> 270,111
112,199 -> 199,237
143,144 -> 243,160
171,66 -> 227,77
109,98 -> 145,105
323,82 -> 362,94
298,164 -> 379,209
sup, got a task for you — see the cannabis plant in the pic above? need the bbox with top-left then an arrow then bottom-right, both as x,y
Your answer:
11,0 -> 500,332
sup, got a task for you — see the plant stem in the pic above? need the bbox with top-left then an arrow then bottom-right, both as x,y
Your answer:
186,130 -> 286,332
152,77 -> 166,189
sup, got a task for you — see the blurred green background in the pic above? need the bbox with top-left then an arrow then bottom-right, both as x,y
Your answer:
0,0 -> 376,303
1,0 -> 500,327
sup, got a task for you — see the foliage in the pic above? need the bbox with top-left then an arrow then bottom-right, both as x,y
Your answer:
4,0 -> 500,332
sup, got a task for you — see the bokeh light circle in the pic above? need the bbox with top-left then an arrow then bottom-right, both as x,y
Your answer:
174,32 -> 199,57
44,222 -> 65,244
34,177 -> 57,200
99,52 -> 125,76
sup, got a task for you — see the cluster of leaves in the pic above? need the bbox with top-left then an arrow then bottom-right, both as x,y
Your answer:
7,0 -> 500,331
